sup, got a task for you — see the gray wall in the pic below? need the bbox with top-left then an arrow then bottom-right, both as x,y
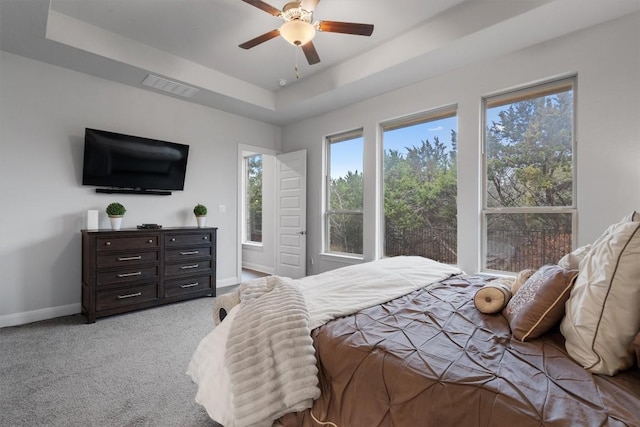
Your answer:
0,51 -> 281,326
282,13 -> 640,276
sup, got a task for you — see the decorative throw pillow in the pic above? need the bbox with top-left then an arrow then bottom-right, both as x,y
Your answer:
473,277 -> 513,314
503,265 -> 578,342
511,269 -> 535,295
560,220 -> 640,375
557,244 -> 592,270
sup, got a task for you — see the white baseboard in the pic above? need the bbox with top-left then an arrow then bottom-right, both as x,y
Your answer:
0,303 -> 81,328
241,262 -> 275,275
216,276 -> 240,288
1,277 -> 242,328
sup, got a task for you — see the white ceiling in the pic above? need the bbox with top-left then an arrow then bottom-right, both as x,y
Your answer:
1,0 -> 639,125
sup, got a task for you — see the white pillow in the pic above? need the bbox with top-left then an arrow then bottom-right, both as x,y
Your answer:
560,220 -> 640,375
558,212 -> 638,270
557,244 -> 592,270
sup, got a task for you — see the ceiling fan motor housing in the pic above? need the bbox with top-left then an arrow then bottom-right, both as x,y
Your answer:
282,2 -> 313,23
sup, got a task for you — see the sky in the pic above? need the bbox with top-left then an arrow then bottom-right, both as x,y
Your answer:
327,107 -> 514,179
330,115 -> 458,179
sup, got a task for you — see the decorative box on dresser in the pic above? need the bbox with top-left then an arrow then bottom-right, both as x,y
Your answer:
81,227 -> 217,323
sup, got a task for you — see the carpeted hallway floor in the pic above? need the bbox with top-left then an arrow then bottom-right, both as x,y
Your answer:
0,295 -> 229,427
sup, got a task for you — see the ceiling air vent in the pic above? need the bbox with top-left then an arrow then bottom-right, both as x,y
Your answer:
141,74 -> 199,98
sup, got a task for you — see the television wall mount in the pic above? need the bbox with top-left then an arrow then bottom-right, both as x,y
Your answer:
95,188 -> 172,196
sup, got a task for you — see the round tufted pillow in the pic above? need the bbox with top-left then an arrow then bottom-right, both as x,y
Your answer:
474,277 -> 514,314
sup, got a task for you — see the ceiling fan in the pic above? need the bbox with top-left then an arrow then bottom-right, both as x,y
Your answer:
239,0 -> 374,65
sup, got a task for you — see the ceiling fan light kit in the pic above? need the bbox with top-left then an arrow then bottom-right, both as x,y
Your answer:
279,20 -> 316,46
239,0 -> 374,65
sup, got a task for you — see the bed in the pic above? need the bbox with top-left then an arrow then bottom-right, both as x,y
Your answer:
279,274 -> 640,426
188,215 -> 640,427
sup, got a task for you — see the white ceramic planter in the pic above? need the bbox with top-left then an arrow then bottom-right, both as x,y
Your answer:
196,216 -> 206,228
109,216 -> 123,230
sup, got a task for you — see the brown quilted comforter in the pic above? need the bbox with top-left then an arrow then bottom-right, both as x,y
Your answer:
280,275 -> 640,426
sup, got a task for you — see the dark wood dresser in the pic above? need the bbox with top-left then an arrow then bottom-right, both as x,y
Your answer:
81,227 -> 217,323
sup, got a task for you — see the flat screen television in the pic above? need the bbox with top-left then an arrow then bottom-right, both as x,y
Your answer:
82,128 -> 189,195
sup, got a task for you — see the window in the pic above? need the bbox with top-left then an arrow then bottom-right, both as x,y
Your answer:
382,107 -> 458,264
324,129 -> 364,255
244,154 -> 262,243
482,78 -> 576,272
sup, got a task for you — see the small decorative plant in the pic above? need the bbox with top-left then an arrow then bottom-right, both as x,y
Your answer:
193,204 -> 207,217
106,202 -> 126,217
194,203 -> 207,228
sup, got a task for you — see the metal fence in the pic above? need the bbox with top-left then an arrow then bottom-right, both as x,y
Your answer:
385,226 -> 572,271
486,229 -> 572,271
248,210 -> 262,243
385,227 -> 457,264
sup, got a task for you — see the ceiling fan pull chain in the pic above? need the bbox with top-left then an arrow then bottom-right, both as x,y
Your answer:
295,47 -> 300,79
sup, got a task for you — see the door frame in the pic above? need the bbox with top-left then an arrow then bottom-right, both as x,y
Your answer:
237,144 -> 277,284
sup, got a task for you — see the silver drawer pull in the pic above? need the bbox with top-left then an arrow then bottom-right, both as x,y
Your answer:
180,251 -> 199,255
117,292 -> 142,299
203,236 -> 208,240
180,282 -> 199,289
180,264 -> 199,270
118,256 -> 142,261
117,271 -> 142,278
105,242 -> 111,246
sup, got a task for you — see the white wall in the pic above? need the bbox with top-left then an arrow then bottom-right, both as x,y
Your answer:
0,51 -> 281,326
282,12 -> 640,276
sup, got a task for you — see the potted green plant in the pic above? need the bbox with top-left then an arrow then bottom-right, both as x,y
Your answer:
193,203 -> 207,228
106,202 -> 126,230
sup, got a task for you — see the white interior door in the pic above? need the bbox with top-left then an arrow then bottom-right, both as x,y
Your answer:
276,150 -> 307,279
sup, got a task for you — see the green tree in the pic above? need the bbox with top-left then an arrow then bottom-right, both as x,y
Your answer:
486,92 -> 573,210
247,155 -> 262,242
484,89 -> 574,270
329,170 -> 363,254
384,132 -> 458,262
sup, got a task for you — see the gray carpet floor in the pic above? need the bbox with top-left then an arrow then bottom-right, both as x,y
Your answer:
0,296 -> 228,427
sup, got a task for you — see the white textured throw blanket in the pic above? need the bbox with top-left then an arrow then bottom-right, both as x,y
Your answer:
225,275 -> 320,427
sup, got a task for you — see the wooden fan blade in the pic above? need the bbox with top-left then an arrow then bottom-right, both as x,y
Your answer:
241,0 -> 281,17
301,41 -> 320,65
318,21 -> 374,36
239,29 -> 280,49
300,0 -> 320,11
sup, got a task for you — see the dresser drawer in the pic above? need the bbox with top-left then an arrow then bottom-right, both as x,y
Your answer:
165,232 -> 212,247
97,265 -> 159,286
164,259 -> 212,276
96,283 -> 159,311
97,251 -> 159,268
164,275 -> 212,298
165,246 -> 212,262
96,236 -> 159,252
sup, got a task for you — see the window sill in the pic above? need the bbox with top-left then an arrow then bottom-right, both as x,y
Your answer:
242,242 -> 263,251
319,252 -> 365,265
